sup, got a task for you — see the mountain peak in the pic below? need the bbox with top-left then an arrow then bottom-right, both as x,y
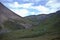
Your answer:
0,2 -> 22,20
0,2 -> 32,30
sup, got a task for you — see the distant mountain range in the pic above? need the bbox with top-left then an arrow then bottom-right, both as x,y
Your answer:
0,2 -> 60,40
24,10 -> 60,26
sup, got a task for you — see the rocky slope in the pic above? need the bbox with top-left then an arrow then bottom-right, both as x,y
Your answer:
0,2 -> 60,40
0,2 -> 32,32
0,10 -> 60,40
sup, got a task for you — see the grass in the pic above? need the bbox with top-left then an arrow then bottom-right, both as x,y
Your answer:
0,12 -> 60,40
2,23 -> 60,40
3,21 -> 25,30
2,29 -> 60,40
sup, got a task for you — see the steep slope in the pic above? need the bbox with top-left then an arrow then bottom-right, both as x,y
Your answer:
1,10 -> 60,40
24,14 -> 52,27
0,2 -> 32,31
0,2 -> 60,40
0,2 -> 22,23
25,10 -> 60,32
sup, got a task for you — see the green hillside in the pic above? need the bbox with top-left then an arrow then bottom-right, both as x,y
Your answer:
0,10 -> 60,40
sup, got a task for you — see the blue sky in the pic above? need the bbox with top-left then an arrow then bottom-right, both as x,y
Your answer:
0,0 -> 60,17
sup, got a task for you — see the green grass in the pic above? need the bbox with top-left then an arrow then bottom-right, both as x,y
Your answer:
3,21 -> 25,30
1,12 -> 60,40
2,28 -> 60,40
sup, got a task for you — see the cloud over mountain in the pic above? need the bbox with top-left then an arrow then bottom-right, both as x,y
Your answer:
0,0 -> 60,17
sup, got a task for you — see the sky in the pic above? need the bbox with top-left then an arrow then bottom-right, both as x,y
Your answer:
0,0 -> 60,17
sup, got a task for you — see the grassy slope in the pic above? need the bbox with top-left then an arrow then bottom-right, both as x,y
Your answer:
3,20 -> 25,30
1,11 -> 60,40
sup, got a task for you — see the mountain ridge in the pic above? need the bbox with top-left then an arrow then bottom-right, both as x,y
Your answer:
0,2 -> 32,32
0,2 -> 60,40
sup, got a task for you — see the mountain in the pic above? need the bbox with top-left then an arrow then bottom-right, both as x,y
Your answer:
24,14 -> 48,26
24,11 -> 60,26
19,10 -> 60,40
0,2 -> 32,31
1,10 -> 60,40
24,10 -> 60,33
0,2 -> 60,40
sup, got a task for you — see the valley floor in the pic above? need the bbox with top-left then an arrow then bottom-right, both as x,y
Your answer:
12,34 -> 60,40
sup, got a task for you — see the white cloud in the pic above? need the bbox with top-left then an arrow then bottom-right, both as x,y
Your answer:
9,2 -> 33,8
8,2 -> 53,16
31,0 -> 41,3
21,0 -> 41,3
31,5 -> 50,14
3,0 -> 60,17
46,0 -> 60,12
20,3 -> 33,8
0,0 -> 14,2
30,12 -> 35,15
46,0 -> 59,8
12,9 -> 29,17
13,2 -> 20,8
